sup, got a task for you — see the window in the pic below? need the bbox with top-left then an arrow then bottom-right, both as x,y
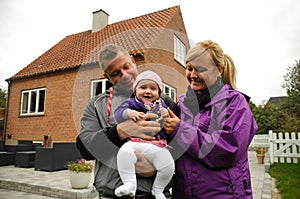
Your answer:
91,79 -> 113,97
20,88 -> 46,116
163,83 -> 176,102
174,35 -> 186,67
91,79 -> 176,101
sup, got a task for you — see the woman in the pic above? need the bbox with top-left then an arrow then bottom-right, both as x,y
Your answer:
165,40 -> 258,198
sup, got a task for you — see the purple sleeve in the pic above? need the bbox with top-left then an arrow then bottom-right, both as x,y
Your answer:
174,93 -> 258,168
114,99 -> 130,123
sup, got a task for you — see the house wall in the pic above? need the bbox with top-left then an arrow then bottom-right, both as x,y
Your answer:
6,8 -> 190,142
72,64 -> 103,132
140,49 -> 188,97
6,69 -> 81,141
6,55 -> 187,142
142,7 -> 190,97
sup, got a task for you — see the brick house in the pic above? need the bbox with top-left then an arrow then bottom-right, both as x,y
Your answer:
4,6 -> 190,142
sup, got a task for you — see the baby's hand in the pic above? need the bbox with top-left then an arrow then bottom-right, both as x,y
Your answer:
159,108 -> 169,118
128,110 -> 145,122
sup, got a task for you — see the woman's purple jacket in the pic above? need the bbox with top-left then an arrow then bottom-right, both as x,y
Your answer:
171,84 -> 258,199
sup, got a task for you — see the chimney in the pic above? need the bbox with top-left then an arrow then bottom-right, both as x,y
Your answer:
92,9 -> 109,32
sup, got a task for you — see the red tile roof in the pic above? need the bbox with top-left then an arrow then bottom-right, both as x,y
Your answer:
9,6 -> 180,81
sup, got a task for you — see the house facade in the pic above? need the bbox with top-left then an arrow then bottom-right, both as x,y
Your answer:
4,6 -> 190,142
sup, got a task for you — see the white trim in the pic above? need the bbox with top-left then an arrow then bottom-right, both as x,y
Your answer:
174,35 -> 186,67
20,88 -> 46,116
90,79 -> 111,98
162,83 -> 176,102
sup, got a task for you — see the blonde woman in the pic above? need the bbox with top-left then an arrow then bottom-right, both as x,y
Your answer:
165,40 -> 258,198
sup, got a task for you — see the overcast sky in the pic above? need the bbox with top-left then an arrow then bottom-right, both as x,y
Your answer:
1,0 -> 299,105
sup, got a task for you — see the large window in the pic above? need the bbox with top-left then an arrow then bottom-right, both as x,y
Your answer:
20,88 -> 46,116
174,35 -> 186,67
91,79 -> 113,97
163,83 -> 176,102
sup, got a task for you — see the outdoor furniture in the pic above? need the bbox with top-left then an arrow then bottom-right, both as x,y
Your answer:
0,140 -> 5,150
0,151 -> 15,166
1,140 -> 36,166
34,142 -> 82,171
15,151 -> 36,168
5,140 -> 33,152
13,141 -> 41,168
0,140 -> 15,166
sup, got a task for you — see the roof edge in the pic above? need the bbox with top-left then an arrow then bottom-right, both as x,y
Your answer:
6,64 -> 88,82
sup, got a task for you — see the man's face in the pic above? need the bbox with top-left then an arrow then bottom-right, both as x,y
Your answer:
104,52 -> 138,91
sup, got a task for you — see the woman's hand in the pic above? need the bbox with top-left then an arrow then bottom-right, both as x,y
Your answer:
159,107 -> 169,118
134,150 -> 156,177
164,108 -> 180,134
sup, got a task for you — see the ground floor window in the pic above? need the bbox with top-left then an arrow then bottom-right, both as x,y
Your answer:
163,83 -> 176,102
91,80 -> 176,102
91,79 -> 113,97
20,88 -> 46,116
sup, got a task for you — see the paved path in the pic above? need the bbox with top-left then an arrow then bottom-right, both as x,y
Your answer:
0,151 -> 271,199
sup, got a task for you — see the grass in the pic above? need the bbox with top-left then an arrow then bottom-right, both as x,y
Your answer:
268,162 -> 300,199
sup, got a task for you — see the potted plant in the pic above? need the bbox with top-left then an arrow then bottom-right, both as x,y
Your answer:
43,134 -> 52,148
66,159 -> 94,189
255,147 -> 266,164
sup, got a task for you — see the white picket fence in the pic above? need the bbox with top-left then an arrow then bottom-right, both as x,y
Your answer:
249,130 -> 300,164
269,130 -> 300,163
249,134 -> 269,149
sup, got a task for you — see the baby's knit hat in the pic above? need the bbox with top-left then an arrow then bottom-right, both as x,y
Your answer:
133,70 -> 163,93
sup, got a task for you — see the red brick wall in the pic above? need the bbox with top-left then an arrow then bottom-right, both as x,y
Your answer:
6,69 -> 82,141
140,7 -> 190,97
6,64 -> 105,141
140,48 -> 188,98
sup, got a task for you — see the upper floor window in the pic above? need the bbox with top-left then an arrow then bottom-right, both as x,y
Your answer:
174,35 -> 186,67
91,79 -> 113,98
163,83 -> 176,102
20,88 -> 46,116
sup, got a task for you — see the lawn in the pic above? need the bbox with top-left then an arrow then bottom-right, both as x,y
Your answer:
268,162 -> 300,199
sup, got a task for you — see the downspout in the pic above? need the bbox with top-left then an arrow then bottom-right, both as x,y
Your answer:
3,79 -> 10,140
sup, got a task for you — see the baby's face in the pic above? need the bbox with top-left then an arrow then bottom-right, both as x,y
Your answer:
135,79 -> 160,104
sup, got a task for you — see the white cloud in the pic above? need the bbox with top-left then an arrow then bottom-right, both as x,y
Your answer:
0,0 -> 299,104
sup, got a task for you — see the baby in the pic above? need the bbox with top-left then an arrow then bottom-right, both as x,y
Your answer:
114,70 -> 175,199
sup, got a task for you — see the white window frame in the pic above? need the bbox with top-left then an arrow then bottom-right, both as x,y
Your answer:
174,35 -> 186,67
90,79 -> 112,98
20,88 -> 46,116
163,83 -> 177,102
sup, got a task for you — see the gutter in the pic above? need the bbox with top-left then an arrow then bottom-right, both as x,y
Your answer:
3,79 -> 10,140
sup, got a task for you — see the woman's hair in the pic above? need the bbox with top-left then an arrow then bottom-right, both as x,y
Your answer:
186,40 -> 237,90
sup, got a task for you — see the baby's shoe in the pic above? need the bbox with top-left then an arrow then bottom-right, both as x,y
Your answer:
115,183 -> 136,197
151,191 -> 166,199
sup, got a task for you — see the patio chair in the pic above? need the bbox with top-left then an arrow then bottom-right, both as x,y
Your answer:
0,140 -> 15,166
34,142 -> 82,171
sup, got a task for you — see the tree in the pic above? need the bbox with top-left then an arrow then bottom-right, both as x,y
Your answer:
282,60 -> 300,118
250,60 -> 300,134
0,88 -> 6,108
251,102 -> 283,134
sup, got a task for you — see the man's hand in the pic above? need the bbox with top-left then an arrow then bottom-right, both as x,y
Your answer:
134,151 -> 156,177
117,113 -> 161,140
164,108 -> 180,134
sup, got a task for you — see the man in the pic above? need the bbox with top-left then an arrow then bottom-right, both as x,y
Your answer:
79,44 -> 176,199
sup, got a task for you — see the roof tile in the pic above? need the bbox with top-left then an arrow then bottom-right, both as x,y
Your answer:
9,6 -> 180,81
